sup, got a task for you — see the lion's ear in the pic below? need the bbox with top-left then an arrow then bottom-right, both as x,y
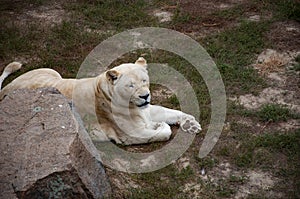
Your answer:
135,57 -> 147,67
106,70 -> 120,84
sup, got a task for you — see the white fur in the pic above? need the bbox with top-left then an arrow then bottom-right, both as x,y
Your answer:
0,62 -> 22,91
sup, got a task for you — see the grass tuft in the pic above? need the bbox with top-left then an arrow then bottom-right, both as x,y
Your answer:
66,0 -> 157,30
292,54 -> 300,71
129,165 -> 194,198
242,103 -> 299,123
256,104 -> 296,122
0,23 -> 32,60
203,21 -> 269,95
232,129 -> 299,169
255,130 -> 300,156
264,0 -> 300,21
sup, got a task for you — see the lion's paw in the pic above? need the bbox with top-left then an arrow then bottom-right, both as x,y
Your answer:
180,116 -> 202,134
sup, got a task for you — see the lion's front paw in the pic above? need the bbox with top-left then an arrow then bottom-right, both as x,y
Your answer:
180,116 -> 202,134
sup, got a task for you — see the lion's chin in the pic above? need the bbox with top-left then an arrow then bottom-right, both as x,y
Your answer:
137,101 -> 150,108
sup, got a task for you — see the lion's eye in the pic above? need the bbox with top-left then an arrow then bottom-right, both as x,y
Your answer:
142,79 -> 147,83
129,84 -> 135,88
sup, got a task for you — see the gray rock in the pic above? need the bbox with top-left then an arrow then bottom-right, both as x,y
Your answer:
0,88 -> 111,199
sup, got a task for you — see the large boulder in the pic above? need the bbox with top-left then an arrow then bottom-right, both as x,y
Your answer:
0,88 -> 111,199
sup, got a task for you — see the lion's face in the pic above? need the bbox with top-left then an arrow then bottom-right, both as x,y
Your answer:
105,57 -> 151,108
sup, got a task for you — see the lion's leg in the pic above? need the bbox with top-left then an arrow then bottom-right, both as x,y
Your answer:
146,122 -> 172,142
143,122 -> 172,141
100,123 -> 123,144
88,122 -> 122,144
149,105 -> 202,134
124,122 -> 172,145
149,105 -> 189,124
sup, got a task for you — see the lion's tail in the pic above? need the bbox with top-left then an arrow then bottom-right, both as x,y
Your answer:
0,62 -> 22,91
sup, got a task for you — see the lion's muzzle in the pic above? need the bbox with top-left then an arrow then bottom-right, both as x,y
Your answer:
136,93 -> 151,108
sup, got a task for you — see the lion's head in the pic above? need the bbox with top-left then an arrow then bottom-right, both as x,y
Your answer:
105,57 -> 151,109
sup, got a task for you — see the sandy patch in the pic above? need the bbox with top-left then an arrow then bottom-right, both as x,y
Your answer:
254,49 -> 299,73
153,10 -> 173,22
182,182 -> 203,198
235,170 -> 278,199
238,87 -> 299,113
4,2 -> 68,27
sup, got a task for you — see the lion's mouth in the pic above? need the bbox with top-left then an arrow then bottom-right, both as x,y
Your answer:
137,101 -> 149,108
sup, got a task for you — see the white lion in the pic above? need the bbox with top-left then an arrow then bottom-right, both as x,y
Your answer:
0,58 -> 201,145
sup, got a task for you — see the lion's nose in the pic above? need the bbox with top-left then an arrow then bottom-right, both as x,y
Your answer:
139,93 -> 150,100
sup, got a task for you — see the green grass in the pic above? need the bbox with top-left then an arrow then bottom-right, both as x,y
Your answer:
203,21 -> 269,95
167,94 -> 180,107
262,0 -> 300,21
211,4 -> 245,20
234,150 -> 254,168
172,8 -> 193,25
0,0 -> 48,12
255,131 -> 300,156
129,165 -> 194,198
0,23 -> 32,60
65,0 -> 157,31
213,174 -> 247,197
256,130 -> 300,197
36,21 -> 105,77
197,156 -> 217,169
214,0 -> 300,22
207,20 -> 267,64
256,104 -> 298,122
215,121 -> 300,197
1,20 -> 106,81
247,194 -> 268,199
232,129 -> 300,168
242,104 -> 299,123
216,183 -> 236,197
292,54 -> 300,71
228,175 -> 247,184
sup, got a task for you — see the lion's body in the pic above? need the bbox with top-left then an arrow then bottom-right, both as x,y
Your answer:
0,58 -> 201,145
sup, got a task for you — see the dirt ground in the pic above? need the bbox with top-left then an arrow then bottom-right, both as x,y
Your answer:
1,0 -> 299,198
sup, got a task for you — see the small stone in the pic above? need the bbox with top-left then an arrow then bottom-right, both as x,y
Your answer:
248,15 -> 260,22
201,168 -> 206,175
33,106 -> 42,112
153,10 -> 173,22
